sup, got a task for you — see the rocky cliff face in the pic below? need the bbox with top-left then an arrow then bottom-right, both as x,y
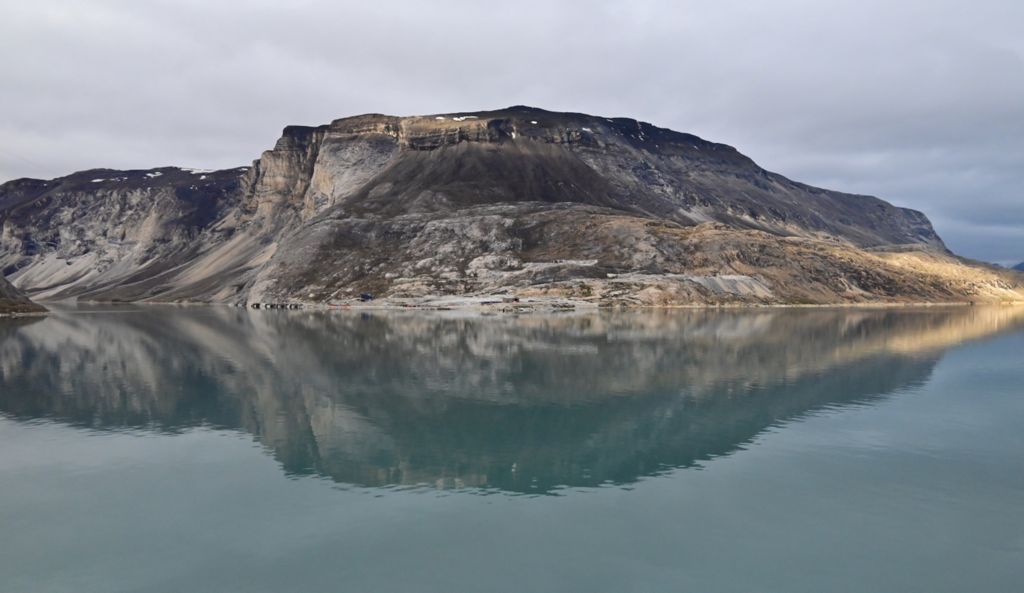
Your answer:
0,166 -> 252,301
1,106 -> 1021,306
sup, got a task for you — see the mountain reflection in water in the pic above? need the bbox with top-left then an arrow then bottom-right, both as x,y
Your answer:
2,305 -> 1023,494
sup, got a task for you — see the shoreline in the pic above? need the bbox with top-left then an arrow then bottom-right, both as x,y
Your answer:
30,295 -> 1024,314
0,311 -> 49,318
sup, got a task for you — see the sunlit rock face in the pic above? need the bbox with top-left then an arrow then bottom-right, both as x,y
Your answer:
3,107 -> 1022,306
2,306 -> 1023,492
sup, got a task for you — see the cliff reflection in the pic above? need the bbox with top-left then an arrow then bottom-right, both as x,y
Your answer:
2,305 -> 1023,493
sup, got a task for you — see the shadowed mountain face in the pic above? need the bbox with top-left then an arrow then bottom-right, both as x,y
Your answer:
2,107 -> 1021,306
0,275 -> 44,315
1014,262 -> 1024,271
2,306 -> 1023,493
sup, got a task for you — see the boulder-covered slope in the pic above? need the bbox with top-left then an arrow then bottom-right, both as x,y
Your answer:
1,106 -> 1022,306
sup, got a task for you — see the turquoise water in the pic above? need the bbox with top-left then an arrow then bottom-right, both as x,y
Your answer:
1,305 -> 1022,592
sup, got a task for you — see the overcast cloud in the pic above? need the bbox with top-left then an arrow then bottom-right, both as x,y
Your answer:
2,0 -> 1022,263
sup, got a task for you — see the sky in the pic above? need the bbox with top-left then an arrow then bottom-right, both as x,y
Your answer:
1,0 -> 1022,264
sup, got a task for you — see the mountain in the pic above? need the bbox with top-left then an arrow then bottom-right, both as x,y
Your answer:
1014,262 -> 1024,271
1,106 -> 1021,306
0,274 -> 45,315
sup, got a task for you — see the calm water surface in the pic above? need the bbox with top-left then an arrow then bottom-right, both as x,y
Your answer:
1,305 -> 1023,592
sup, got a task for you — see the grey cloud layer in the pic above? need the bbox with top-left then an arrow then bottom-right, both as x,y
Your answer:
2,0 -> 1022,263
